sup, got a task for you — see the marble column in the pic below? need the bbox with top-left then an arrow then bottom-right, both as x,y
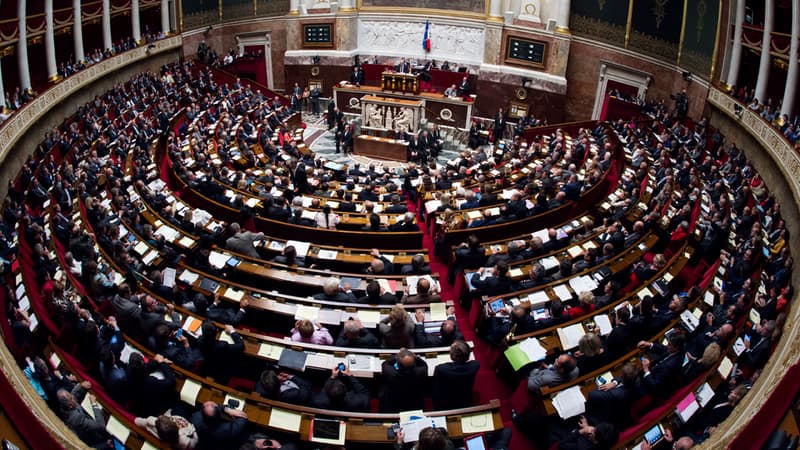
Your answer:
754,0 -> 774,103
45,0 -> 58,80
17,0 -> 31,91
489,0 -> 503,20
73,0 -> 85,62
726,0 -> 745,87
289,0 -> 300,14
102,0 -> 112,50
132,0 -> 141,43
161,0 -> 170,34
556,0 -> 570,31
781,0 -> 799,117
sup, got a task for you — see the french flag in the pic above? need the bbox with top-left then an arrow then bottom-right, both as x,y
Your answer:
423,21 -> 431,52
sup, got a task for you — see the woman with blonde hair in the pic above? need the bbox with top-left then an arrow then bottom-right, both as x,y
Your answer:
575,333 -> 610,373
378,305 -> 414,348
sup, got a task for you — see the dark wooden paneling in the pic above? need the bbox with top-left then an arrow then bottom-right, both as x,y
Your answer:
473,79 -> 565,123
285,64 -> 351,97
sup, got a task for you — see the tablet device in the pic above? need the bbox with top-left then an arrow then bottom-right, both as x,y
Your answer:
464,434 -> 488,450
644,424 -> 664,445
312,418 -> 340,440
489,299 -> 505,313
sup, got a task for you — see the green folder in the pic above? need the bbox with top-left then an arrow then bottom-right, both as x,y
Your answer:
504,344 -> 531,371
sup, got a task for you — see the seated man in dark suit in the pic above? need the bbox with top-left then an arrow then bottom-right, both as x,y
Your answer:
450,234 -> 488,284
413,307 -> 463,347
357,280 -> 398,304
255,369 -> 313,405
400,253 -> 432,275
586,362 -> 640,429
190,401 -> 248,449
366,249 -> 395,275
470,260 -> 513,297
402,277 -> 442,304
313,277 -> 358,303
638,332 -> 686,399
605,307 -> 635,357
389,212 -> 420,232
193,293 -> 249,326
312,365 -> 370,411
379,348 -> 428,412
432,341 -> 480,410
384,194 -> 408,213
335,318 -> 380,348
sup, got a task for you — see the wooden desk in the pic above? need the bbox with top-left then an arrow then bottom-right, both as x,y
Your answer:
381,71 -> 420,94
354,135 -> 409,162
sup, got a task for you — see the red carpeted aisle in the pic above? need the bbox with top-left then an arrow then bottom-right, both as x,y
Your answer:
407,199 -> 538,450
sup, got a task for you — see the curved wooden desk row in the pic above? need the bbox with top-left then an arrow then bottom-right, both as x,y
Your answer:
48,337 -> 503,447
536,260 -> 714,405
55,209 -> 468,381
168,162 -> 425,249
127,176 -> 430,270
67,210 -> 449,333
439,140 -> 624,248
128,183 -> 434,291
501,242 -> 691,352
417,131 -> 581,203
420,133 -> 583,222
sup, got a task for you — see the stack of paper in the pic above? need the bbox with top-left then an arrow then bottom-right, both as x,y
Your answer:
552,386 -> 586,419
286,240 -> 311,256
208,251 -> 230,269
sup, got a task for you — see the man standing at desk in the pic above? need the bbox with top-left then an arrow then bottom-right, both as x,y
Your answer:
458,75 -> 470,98
493,108 -> 507,143
350,65 -> 364,86
310,85 -> 320,116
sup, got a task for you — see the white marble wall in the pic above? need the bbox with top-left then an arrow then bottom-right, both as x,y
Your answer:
357,19 -> 485,66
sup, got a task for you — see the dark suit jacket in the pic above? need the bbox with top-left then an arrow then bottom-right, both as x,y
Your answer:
432,360 -> 480,410
586,382 -> 639,428
312,375 -> 370,411
470,274 -> 513,297
605,324 -> 635,357
379,356 -> 428,412
642,344 -> 683,398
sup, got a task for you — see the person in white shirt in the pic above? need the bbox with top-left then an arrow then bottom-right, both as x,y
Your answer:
315,205 -> 339,229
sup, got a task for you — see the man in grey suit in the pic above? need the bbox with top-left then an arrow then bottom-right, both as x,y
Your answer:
57,381 -> 110,447
527,353 -> 579,394
225,222 -> 264,258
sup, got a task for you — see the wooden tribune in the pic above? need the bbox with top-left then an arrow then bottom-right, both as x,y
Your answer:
354,135 -> 409,162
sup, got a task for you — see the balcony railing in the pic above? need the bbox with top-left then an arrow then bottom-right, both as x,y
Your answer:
741,24 -> 796,58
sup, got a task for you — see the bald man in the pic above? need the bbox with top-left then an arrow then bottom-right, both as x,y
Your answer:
402,277 -> 442,304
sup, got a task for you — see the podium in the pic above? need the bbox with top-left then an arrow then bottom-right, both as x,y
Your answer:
381,71 -> 420,95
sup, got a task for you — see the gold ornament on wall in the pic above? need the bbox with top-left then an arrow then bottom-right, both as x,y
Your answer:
653,0 -> 669,30
515,87 -> 528,100
311,66 -> 320,76
696,0 -> 707,43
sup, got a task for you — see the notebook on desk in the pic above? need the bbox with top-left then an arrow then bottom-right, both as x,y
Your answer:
278,349 -> 308,371
199,277 -> 220,293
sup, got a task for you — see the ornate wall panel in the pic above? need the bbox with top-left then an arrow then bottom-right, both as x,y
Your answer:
357,19 -> 485,65
680,0 -> 719,78
223,0 -> 254,21
570,0 -> 629,46
358,0 -> 486,15
182,0 -> 219,30
628,0 -> 683,62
